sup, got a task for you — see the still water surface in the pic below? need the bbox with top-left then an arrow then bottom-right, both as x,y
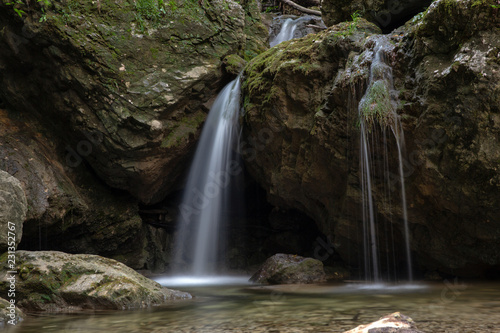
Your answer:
7,280 -> 500,332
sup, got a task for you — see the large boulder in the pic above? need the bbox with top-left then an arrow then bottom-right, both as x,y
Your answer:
0,0 -> 267,204
0,170 -> 27,248
250,253 -> 326,284
344,312 -> 423,333
243,0 -> 500,277
0,251 -> 191,312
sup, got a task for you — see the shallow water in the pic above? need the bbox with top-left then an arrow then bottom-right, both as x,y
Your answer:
6,280 -> 500,332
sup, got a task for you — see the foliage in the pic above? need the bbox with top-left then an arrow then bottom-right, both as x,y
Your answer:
334,10 -> 361,37
6,0 -> 51,19
359,80 -> 396,128
136,0 -> 166,20
264,5 -> 279,13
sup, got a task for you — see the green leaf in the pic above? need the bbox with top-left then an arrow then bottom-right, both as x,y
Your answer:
13,8 -> 25,17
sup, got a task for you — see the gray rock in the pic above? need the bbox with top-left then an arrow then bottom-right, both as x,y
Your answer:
0,170 -> 27,248
0,251 -> 191,312
250,253 -> 326,284
0,297 -> 24,329
344,312 -> 423,332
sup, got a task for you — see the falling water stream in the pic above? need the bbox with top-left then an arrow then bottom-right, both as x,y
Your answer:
173,77 -> 242,277
358,36 -> 413,282
170,16 -> 315,280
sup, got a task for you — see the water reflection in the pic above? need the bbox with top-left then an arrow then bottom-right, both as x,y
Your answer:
7,282 -> 500,332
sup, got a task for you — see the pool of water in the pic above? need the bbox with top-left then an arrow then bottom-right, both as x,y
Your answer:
6,279 -> 500,332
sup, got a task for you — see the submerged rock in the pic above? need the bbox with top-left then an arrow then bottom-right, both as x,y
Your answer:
0,251 -> 191,312
0,170 -> 27,248
250,253 -> 326,284
344,312 -> 423,332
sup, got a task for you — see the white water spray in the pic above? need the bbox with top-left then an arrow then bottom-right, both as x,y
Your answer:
270,16 -> 321,47
171,15 -> 321,279
173,77 -> 242,276
358,37 -> 413,282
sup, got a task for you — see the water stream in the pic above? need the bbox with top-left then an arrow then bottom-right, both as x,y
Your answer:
172,77 -> 242,276
269,15 -> 323,47
171,14 -> 318,278
358,36 -> 413,281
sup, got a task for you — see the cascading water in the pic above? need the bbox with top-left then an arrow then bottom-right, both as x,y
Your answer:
269,15 -> 324,47
358,36 -> 413,282
170,15 -> 321,281
173,77 -> 242,276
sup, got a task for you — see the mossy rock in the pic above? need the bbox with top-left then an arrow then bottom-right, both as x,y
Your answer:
223,54 -> 248,76
250,254 -> 326,284
0,297 -> 24,328
0,251 -> 191,312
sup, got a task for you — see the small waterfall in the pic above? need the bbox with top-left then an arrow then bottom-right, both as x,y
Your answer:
358,36 -> 413,282
269,15 -> 324,47
270,18 -> 299,47
173,77 -> 242,276
171,15 -> 319,278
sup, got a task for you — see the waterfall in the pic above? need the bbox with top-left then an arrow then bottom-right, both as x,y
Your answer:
171,15 -> 320,278
358,36 -> 413,282
270,18 -> 299,47
173,77 -> 242,276
269,15 -> 324,47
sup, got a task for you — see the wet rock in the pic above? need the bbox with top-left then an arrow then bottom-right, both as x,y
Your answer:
344,312 -> 423,332
397,0 -> 500,276
0,251 -> 191,312
321,0 -> 432,31
243,0 -> 500,277
0,297 -> 24,328
0,170 -> 27,248
223,54 -> 247,75
250,253 -> 326,284
0,0 -> 267,269
0,0 -> 268,205
0,108 -> 152,269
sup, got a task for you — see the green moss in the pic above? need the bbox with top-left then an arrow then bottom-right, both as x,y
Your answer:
360,80 -> 395,127
161,112 -> 206,148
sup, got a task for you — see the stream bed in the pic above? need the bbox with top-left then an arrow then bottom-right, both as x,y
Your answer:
6,280 -> 500,332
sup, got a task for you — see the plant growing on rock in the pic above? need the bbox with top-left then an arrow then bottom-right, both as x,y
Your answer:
359,80 -> 396,128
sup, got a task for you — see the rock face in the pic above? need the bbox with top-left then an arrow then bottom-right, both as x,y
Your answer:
0,170 -> 27,248
0,0 -> 267,204
0,0 -> 267,270
344,312 -> 423,333
250,253 -> 326,284
0,297 -> 24,328
243,0 -> 500,277
0,107 -> 152,269
321,0 -> 432,32
0,251 -> 191,312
